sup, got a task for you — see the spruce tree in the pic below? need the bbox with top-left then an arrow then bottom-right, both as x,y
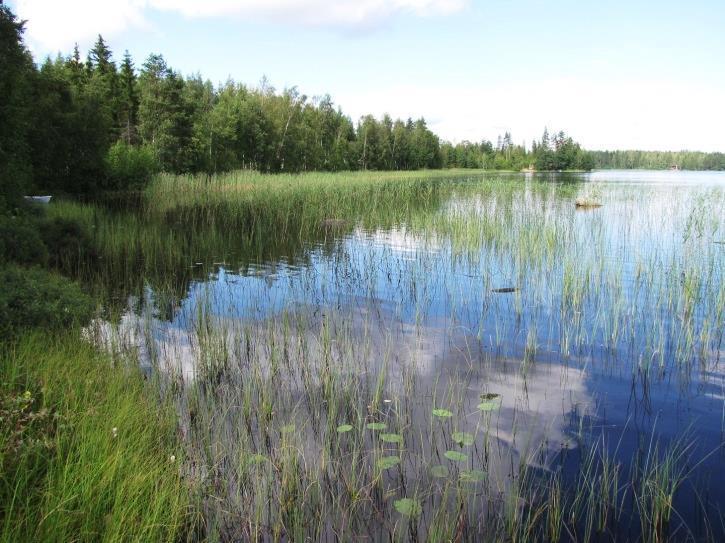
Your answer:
67,43 -> 86,89
0,5 -> 34,209
119,51 -> 139,144
89,34 -> 113,74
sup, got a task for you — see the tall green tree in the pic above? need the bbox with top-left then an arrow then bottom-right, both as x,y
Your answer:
86,35 -> 120,139
0,5 -> 34,209
138,54 -> 195,172
29,58 -> 110,194
118,51 -> 139,144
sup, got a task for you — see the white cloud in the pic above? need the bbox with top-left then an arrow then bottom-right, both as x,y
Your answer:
12,0 -> 467,53
150,0 -> 466,24
14,0 -> 149,53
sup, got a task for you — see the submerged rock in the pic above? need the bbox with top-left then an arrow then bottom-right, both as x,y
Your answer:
575,198 -> 602,209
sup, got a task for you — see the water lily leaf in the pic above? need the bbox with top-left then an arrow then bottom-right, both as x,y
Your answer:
460,469 -> 486,483
380,433 -> 403,444
432,408 -> 453,418
444,450 -> 467,462
336,424 -> 353,433
452,432 -> 475,446
394,497 -> 422,518
477,398 -> 501,411
367,422 -> 387,431
430,465 -> 449,478
376,456 -> 401,470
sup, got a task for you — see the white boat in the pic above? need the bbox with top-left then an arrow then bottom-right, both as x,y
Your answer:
24,195 -> 52,204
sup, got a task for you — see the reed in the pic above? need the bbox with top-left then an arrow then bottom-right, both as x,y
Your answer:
40,168 -> 724,541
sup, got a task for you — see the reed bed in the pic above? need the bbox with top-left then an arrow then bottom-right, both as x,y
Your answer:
51,169 -> 724,541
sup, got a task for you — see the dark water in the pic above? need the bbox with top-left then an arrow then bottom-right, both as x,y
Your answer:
91,170 -> 724,540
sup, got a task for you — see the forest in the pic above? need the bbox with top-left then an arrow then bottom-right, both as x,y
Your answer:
441,130 -> 595,171
4,5 -> 724,209
2,8 -> 596,205
590,149 -> 725,170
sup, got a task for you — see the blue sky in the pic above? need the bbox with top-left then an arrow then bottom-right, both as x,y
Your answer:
9,0 -> 725,151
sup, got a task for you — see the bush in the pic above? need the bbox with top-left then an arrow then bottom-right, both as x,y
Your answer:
0,217 -> 48,267
0,266 -> 94,339
38,217 -> 96,271
104,141 -> 159,190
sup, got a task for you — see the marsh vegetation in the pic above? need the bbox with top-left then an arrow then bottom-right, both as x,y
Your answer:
34,169 -> 721,541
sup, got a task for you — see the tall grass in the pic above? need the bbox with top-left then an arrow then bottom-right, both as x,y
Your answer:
0,333 -> 193,542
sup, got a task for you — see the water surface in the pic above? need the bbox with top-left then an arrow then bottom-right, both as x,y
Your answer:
91,170 -> 724,540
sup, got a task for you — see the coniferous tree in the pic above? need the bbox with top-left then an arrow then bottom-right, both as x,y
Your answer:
86,35 -> 120,138
66,43 -> 86,89
88,34 -> 113,74
0,5 -> 34,208
138,55 -> 194,172
118,51 -> 139,144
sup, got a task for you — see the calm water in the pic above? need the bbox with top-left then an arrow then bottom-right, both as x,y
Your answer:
93,170 -> 724,540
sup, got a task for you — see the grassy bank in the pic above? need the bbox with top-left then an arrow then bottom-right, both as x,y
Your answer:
0,332 -> 192,542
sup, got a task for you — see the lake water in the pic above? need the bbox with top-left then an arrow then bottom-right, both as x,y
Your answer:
91,170 -> 724,541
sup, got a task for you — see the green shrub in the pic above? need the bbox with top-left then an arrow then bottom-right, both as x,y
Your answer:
38,217 -> 96,271
0,266 -> 93,339
0,217 -> 48,267
104,141 -> 159,190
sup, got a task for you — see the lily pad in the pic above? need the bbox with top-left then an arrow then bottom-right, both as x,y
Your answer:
432,408 -> 453,418
376,456 -> 401,470
394,497 -> 422,518
460,469 -> 486,483
444,450 -> 467,462
380,433 -> 403,444
336,424 -> 353,433
478,398 -> 502,411
452,432 -> 475,447
430,465 -> 449,478
367,422 -> 387,431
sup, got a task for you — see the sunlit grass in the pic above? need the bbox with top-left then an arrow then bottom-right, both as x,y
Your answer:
0,333 -> 193,542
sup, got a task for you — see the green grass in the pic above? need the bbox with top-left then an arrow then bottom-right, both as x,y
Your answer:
0,332 -> 193,542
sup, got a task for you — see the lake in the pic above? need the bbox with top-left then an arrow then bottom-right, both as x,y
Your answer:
83,169 -> 724,541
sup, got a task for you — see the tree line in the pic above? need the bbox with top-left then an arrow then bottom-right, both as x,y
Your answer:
590,150 -> 725,171
10,5 -> 724,210
1,6 -> 447,202
441,128 -> 594,171
1,6 -> 600,206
